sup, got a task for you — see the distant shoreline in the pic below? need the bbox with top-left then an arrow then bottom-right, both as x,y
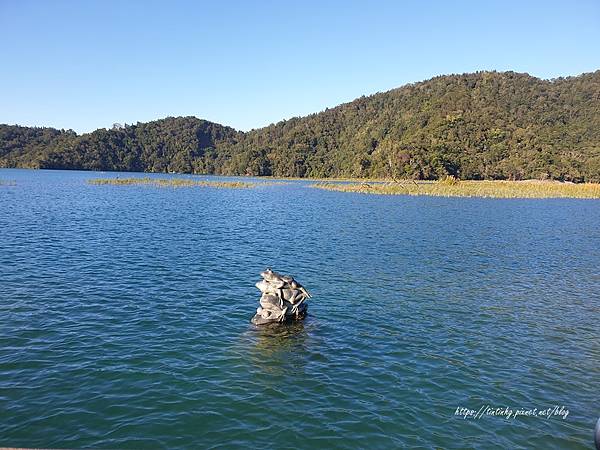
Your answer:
3,168 -> 600,198
2,166 -> 595,184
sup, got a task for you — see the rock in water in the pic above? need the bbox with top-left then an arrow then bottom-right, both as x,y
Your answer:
251,268 -> 311,325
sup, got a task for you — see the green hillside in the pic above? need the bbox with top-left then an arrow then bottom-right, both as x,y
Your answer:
2,70 -> 599,181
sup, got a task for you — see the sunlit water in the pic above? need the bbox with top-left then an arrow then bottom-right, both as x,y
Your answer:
1,169 -> 599,449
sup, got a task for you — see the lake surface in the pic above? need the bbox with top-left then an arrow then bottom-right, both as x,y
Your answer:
1,169 -> 599,449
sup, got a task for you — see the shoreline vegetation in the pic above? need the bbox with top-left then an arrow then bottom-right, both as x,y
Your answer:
310,177 -> 600,199
82,174 -> 600,198
88,177 -> 255,189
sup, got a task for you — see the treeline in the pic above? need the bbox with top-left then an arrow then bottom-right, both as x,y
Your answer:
0,117 -> 241,174
2,70 -> 600,181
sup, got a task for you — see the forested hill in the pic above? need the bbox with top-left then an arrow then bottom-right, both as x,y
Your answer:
2,70 -> 600,181
0,117 -> 241,174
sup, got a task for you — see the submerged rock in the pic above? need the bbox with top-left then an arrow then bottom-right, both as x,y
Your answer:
251,268 -> 311,325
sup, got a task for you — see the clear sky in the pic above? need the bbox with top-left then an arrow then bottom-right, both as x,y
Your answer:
1,0 -> 599,133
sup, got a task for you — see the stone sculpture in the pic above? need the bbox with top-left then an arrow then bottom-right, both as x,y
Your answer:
251,268 -> 311,325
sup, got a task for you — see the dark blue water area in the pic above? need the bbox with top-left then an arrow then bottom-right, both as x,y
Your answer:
1,169 -> 599,449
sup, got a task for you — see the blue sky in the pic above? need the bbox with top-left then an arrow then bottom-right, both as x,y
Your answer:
1,0 -> 599,133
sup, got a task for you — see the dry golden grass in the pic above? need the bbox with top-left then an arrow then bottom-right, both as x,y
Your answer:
311,178 -> 600,199
88,177 -> 255,189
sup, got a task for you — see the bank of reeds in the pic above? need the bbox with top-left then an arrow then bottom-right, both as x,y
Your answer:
310,177 -> 600,199
88,177 -> 254,189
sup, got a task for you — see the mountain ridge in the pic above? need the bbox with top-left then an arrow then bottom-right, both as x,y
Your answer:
2,70 -> 599,181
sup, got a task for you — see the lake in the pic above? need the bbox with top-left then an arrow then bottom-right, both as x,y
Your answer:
1,169 -> 599,449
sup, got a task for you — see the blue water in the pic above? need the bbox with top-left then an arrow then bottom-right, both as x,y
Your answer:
1,169 -> 599,449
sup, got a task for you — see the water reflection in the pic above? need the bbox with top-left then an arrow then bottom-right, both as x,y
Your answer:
252,320 -> 308,352
243,320 -> 312,377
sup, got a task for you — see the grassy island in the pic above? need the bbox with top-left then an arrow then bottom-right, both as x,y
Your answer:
88,177 -> 255,189
311,178 -> 600,199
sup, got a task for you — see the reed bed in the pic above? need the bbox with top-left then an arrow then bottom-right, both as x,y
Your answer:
88,177 -> 255,189
310,179 -> 600,199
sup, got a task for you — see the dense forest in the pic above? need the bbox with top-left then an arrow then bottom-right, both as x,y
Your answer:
2,71 -> 600,181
